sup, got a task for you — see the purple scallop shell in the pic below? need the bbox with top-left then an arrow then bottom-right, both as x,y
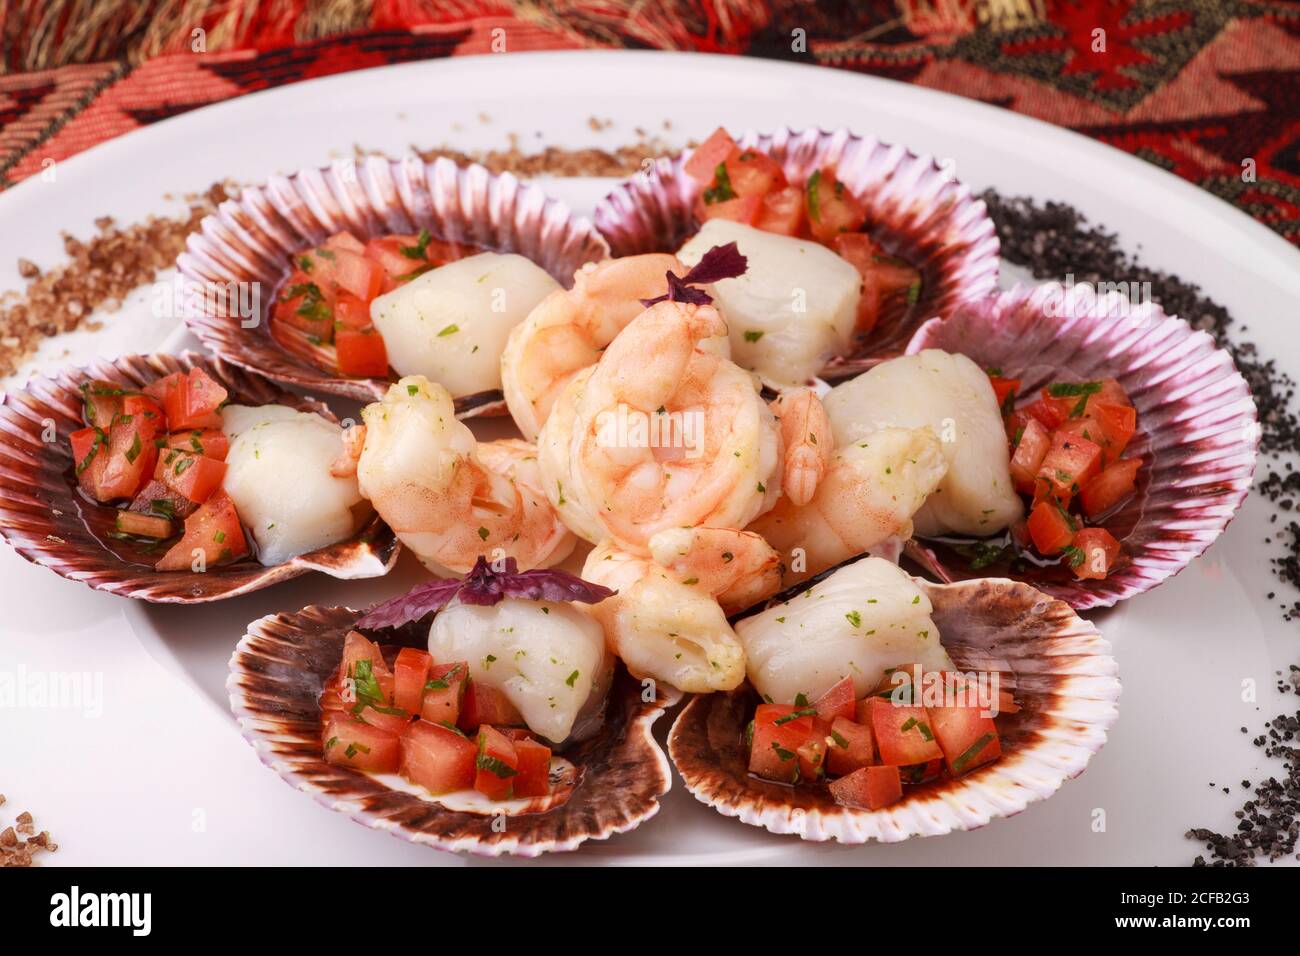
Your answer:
228,605 -> 677,857
593,126 -> 1000,375
0,351 -> 398,603
669,576 -> 1120,844
904,283 -> 1259,609
178,155 -> 610,406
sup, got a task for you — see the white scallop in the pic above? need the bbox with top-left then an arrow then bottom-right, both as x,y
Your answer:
735,556 -> 953,705
678,219 -> 860,388
370,252 -> 561,397
823,349 -> 1024,537
220,404 -> 368,567
428,598 -> 608,744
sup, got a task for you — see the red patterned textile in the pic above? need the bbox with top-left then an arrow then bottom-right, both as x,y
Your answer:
2,1 -> 1298,242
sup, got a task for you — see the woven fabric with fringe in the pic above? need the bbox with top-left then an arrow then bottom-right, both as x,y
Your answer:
1,0 -> 1299,243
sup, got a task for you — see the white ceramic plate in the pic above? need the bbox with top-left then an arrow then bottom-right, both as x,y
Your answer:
1,51 -> 1296,866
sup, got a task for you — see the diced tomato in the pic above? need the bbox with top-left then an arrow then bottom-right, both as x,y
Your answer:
988,376 -> 1019,409
1079,457 -> 1141,519
99,397 -> 163,499
869,663 -> 925,705
1026,500 -> 1077,556
511,738 -> 552,798
805,168 -> 867,243
79,381 -> 124,429
926,701 -> 1001,776
457,680 -> 522,733
1024,396 -> 1071,431
1092,402 -> 1137,464
165,428 -> 229,461
335,328 -> 389,378
70,427 -> 111,501
339,630 -> 395,705
871,256 -> 921,301
697,193 -> 761,225
1035,432 -> 1102,506
812,676 -> 856,722
1070,527 -> 1122,580
421,661 -> 468,727
1009,417 -> 1052,495
364,236 -> 418,281
900,758 -> 945,784
868,697 -> 943,767
683,128 -> 739,185
997,689 -> 1020,715
324,231 -> 367,256
355,704 -> 412,735
753,185 -> 804,236
1005,408 -> 1034,444
831,233 -> 884,333
828,765 -> 903,811
319,671 -> 347,715
154,449 -> 226,505
827,717 -> 875,776
330,249 -> 384,302
748,703 -> 816,783
322,712 -> 400,772
154,492 -> 248,571
332,291 -> 372,332
474,725 -> 519,801
398,719 -> 476,793
1081,377 -> 1131,416
724,148 -> 786,198
147,369 -> 227,431
392,647 -> 432,715
273,285 -> 334,343
794,736 -> 825,780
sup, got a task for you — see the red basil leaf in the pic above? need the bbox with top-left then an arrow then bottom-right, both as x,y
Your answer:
354,556 -> 615,630
354,578 -> 464,629
640,242 -> 748,308
681,242 -> 748,286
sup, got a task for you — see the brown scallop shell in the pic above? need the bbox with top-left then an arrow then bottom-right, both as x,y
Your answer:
903,283 -> 1259,609
178,155 -> 611,407
593,125 -> 999,377
228,605 -> 677,856
669,576 -> 1119,844
0,351 -> 397,603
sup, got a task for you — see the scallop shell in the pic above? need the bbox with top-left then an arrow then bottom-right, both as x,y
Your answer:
669,576 -> 1119,844
904,283 -> 1259,609
593,126 -> 999,375
0,351 -> 398,603
178,155 -> 611,407
229,605 -> 677,857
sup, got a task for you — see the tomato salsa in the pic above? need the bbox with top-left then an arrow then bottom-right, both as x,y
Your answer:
320,631 -> 557,802
997,372 -> 1141,581
271,230 -> 476,379
69,368 -> 249,572
747,667 -> 1012,811
683,127 -> 922,337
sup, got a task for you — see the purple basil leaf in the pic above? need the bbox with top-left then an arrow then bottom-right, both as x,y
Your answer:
355,555 -> 615,630
354,577 -> 465,629
639,242 -> 749,308
681,242 -> 748,285
500,567 -> 617,605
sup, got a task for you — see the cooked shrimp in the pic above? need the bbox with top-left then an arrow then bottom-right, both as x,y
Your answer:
647,526 -> 781,615
501,254 -> 706,441
749,426 -> 949,585
581,540 -> 747,693
356,376 -> 575,576
539,300 -> 781,552
770,386 -> 833,507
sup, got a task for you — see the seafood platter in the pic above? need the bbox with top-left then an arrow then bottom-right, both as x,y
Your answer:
0,121 -> 1256,859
